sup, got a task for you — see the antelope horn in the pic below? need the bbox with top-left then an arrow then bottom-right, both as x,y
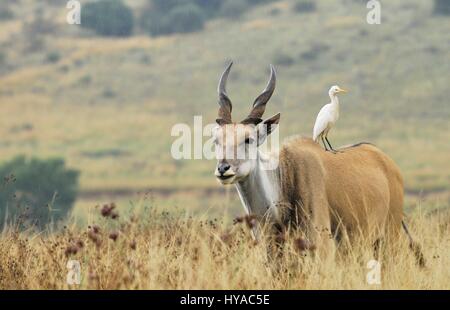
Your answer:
242,65 -> 276,125
216,61 -> 233,125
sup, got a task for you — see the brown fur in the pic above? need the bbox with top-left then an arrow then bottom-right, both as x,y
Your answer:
276,136 -> 404,256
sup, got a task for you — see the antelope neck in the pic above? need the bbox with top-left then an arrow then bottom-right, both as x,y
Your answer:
235,150 -> 280,221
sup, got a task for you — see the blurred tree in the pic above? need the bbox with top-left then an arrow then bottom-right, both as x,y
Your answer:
151,0 -> 221,15
45,51 -> 61,64
151,0 -> 182,12
81,0 -> 134,37
272,51 -> 295,66
0,156 -> 79,230
142,2 -> 205,36
434,0 -> 450,15
166,3 -> 205,34
141,0 -> 281,36
220,0 -> 249,19
193,0 -> 222,16
0,3 -> 14,20
293,0 -> 316,13
22,6 -> 56,51
246,0 -> 279,4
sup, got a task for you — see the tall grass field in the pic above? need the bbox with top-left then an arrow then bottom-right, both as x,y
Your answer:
0,201 -> 449,289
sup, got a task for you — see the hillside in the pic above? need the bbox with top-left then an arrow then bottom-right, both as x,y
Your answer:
0,0 -> 449,215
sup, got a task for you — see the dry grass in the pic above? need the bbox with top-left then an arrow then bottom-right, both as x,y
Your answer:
0,203 -> 448,290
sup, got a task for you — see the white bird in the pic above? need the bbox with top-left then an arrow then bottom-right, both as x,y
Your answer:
313,85 -> 348,153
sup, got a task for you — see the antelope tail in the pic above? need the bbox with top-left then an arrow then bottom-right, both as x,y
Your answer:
402,220 -> 426,268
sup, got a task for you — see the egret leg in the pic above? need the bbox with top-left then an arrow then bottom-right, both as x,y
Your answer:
321,136 -> 329,151
325,136 -> 339,153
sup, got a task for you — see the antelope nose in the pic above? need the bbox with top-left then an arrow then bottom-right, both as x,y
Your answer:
218,163 -> 231,175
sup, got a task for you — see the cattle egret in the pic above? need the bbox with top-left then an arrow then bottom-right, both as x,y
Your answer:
313,85 -> 348,153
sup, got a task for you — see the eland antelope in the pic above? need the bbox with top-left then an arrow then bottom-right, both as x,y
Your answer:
212,62 -> 424,264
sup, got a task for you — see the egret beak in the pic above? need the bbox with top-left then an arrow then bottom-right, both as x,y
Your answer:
337,88 -> 348,93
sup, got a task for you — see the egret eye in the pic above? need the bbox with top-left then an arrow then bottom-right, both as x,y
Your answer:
245,137 -> 254,144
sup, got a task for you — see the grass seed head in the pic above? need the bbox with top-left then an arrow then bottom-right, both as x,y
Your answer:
101,203 -> 117,218
76,240 -> 84,248
64,244 -> 78,257
294,238 -> 316,252
109,232 -> 119,241
233,215 -> 257,229
92,225 -> 101,234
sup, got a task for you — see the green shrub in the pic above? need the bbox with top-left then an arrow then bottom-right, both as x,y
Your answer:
0,156 -> 79,230
193,0 -> 222,16
293,0 -> 316,13
300,43 -> 330,61
0,4 -> 14,20
150,0 -> 183,13
246,0 -> 279,4
0,52 -> 5,65
45,51 -> 61,63
78,74 -> 92,86
273,51 -> 295,66
220,0 -> 249,19
151,0 -> 221,16
81,0 -> 134,37
269,7 -> 281,16
140,0 -> 283,36
167,4 -> 205,33
102,87 -> 116,98
143,3 -> 205,36
434,0 -> 450,15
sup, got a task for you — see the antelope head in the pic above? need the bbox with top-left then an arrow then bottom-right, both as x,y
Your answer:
213,62 -> 280,185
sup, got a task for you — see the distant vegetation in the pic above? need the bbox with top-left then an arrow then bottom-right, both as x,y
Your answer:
220,0 -> 249,19
75,0 -> 319,37
141,2 -> 206,36
434,0 -> 450,15
272,51 -> 295,66
0,157 -> 79,230
45,51 -> 61,64
0,3 -> 14,20
22,7 -> 56,51
81,0 -> 134,37
293,0 -> 316,13
140,0 -> 280,36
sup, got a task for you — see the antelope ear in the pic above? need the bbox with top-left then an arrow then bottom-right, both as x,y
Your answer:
257,113 -> 280,146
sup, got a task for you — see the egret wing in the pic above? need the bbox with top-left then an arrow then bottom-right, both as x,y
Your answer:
313,104 -> 331,141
